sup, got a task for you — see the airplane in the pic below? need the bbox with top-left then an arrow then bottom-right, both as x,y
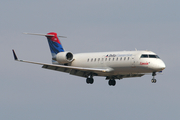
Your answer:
12,32 -> 166,86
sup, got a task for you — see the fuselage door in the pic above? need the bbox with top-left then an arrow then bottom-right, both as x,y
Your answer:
131,56 -> 136,68
100,57 -> 104,65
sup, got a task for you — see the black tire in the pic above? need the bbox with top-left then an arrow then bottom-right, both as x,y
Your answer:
151,79 -> 154,83
86,78 -> 94,84
112,80 -> 116,86
108,80 -> 116,86
89,78 -> 94,84
108,80 -> 112,86
86,78 -> 90,84
154,79 -> 157,83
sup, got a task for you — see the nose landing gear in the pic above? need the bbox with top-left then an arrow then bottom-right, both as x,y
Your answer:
151,72 -> 157,83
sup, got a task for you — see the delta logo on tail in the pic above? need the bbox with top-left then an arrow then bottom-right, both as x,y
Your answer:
47,32 -> 61,44
46,32 -> 64,55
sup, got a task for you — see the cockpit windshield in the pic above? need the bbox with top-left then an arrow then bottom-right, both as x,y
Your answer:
149,55 -> 156,58
141,54 -> 148,58
156,55 -> 160,58
140,54 -> 160,59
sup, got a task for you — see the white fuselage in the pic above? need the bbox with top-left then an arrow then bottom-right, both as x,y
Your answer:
70,50 -> 166,76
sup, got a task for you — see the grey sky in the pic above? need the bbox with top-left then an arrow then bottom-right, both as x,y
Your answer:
0,0 -> 180,120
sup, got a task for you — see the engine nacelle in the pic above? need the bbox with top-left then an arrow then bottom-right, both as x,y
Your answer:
55,52 -> 73,64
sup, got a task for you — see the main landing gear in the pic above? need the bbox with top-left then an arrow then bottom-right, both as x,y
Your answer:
86,75 -> 116,86
151,72 -> 157,83
108,79 -> 116,86
86,75 -> 94,84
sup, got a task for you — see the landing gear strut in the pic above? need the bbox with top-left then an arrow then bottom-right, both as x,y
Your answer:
151,72 -> 157,83
108,79 -> 116,86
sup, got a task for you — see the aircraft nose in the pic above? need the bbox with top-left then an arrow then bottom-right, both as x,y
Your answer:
159,61 -> 166,70
150,60 -> 166,71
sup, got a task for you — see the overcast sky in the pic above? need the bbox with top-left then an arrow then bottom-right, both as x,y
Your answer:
0,0 -> 180,120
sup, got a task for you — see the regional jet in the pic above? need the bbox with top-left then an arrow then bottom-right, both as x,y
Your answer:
12,32 -> 166,86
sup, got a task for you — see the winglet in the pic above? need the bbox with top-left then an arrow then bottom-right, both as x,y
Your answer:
12,49 -> 18,60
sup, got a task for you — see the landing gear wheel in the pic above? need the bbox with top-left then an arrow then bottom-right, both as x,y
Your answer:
108,80 -> 116,86
151,79 -> 157,83
86,78 -> 94,84
151,79 -> 154,83
108,80 -> 111,86
86,78 -> 90,84
89,78 -> 94,84
154,79 -> 157,83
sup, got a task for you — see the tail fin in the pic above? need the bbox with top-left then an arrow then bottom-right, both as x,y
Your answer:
24,32 -> 66,64
46,32 -> 64,58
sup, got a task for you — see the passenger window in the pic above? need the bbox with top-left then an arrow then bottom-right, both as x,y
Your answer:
113,58 -> 114,61
91,58 -> 93,62
94,58 -> 96,61
98,58 -> 100,61
105,58 -> 107,61
109,58 -> 111,61
87,59 -> 89,62
102,58 -> 104,61
128,57 -> 129,60
141,54 -> 148,58
120,57 -> 122,61
116,58 -> 118,61
124,57 -> 126,60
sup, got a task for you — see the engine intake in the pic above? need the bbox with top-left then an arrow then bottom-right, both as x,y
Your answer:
55,52 -> 73,64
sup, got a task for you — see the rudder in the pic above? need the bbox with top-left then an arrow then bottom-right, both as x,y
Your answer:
46,32 -> 64,58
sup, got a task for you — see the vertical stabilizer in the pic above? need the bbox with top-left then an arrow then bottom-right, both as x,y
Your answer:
46,32 -> 64,58
46,32 -> 65,64
23,32 -> 65,64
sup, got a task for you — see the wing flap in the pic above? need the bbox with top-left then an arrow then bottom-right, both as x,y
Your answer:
41,64 -> 113,77
42,65 -> 71,73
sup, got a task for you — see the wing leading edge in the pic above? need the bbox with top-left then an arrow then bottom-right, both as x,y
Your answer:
12,50 -> 114,77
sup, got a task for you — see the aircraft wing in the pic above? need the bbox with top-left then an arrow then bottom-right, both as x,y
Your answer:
12,50 -> 113,77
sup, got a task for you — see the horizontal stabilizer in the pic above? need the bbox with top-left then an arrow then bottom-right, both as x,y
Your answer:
23,32 -> 67,38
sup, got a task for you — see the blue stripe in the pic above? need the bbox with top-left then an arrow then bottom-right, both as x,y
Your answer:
47,38 -> 64,55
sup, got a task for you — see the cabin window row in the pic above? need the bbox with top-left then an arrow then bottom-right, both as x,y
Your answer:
87,57 -> 130,62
